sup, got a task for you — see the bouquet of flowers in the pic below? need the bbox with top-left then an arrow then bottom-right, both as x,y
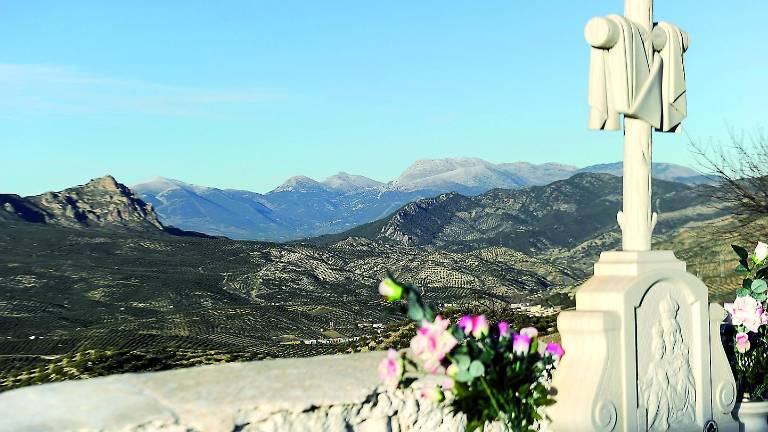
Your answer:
376,276 -> 563,431
726,242 -> 768,400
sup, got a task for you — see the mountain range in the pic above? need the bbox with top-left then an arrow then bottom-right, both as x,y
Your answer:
0,169 -> 735,390
133,158 -> 711,241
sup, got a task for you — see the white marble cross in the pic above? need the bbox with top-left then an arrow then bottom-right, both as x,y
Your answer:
585,0 -> 688,251
547,5 -> 739,430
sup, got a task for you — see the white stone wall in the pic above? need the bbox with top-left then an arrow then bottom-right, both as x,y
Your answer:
0,351 -> 506,432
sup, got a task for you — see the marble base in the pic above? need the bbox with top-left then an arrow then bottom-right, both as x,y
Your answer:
547,251 -> 739,432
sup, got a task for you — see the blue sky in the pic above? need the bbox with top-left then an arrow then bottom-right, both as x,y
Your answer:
1,1 -> 766,195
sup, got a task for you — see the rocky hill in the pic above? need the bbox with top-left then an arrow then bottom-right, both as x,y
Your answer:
1,176 -> 163,231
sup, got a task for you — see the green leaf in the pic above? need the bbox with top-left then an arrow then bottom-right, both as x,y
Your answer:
453,354 -> 471,371
734,244 -> 750,262
738,288 -> 752,297
422,306 -> 435,323
737,264 -> 750,274
757,267 -> 768,280
406,301 -> 425,322
752,279 -> 768,293
743,279 -> 754,290
752,292 -> 767,302
469,360 -> 485,377
455,370 -> 473,383
404,287 -> 436,323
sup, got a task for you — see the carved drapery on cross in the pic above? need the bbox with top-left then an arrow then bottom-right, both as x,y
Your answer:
586,17 -> 688,133
584,4 -> 688,252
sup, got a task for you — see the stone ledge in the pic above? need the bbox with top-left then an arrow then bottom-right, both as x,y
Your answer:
0,351 -> 482,432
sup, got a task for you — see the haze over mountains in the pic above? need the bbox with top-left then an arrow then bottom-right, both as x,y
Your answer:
133,158 -> 710,241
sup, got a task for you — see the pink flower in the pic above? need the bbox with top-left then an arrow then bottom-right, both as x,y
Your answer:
419,385 -> 445,402
545,342 -> 565,360
458,315 -> 489,338
378,278 -> 403,302
497,321 -> 510,338
520,327 -> 538,338
441,378 -> 455,391
735,332 -> 751,353
762,310 -> 768,326
472,315 -> 489,338
378,349 -> 403,388
458,315 -> 471,330
513,333 -> 532,356
725,296 -> 763,333
410,315 -> 458,374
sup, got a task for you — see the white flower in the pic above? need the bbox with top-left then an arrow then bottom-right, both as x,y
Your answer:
725,295 -> 763,333
755,241 -> 768,264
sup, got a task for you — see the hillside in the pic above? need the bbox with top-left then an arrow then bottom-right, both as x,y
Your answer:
309,173 -> 722,257
0,216 -> 573,391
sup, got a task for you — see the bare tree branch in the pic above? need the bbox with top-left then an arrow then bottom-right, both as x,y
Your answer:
689,129 -> 768,231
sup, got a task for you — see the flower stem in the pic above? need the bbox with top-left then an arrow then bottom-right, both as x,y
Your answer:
480,376 -> 503,418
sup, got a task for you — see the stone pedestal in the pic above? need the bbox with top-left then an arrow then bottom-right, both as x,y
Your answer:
548,251 -> 739,431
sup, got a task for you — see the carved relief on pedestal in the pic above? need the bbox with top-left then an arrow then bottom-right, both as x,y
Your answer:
637,289 -> 697,431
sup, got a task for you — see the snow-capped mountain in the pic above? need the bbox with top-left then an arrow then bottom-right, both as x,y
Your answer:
389,157 -> 528,194
133,176 -> 429,241
133,158 -> 709,241
321,172 -> 385,192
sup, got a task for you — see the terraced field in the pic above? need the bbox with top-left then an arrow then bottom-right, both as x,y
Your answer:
0,221 -> 571,390
654,215 -> 765,304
